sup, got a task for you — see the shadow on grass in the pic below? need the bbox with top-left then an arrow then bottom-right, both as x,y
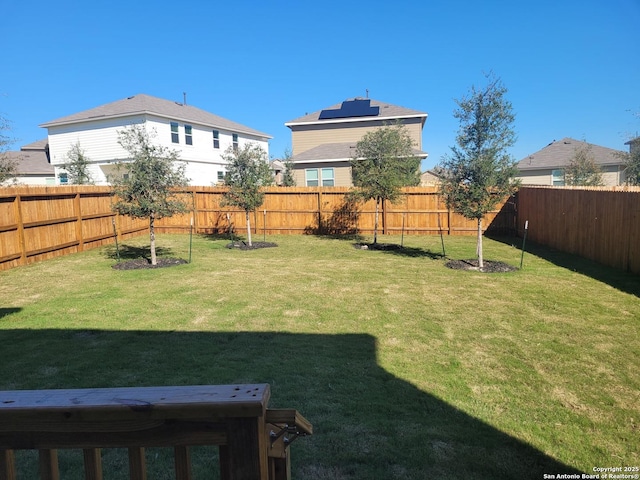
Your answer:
0,308 -> 21,319
201,233 -> 238,242
102,244 -> 177,262
0,329 -> 583,480
488,235 -> 640,298
354,243 -> 445,259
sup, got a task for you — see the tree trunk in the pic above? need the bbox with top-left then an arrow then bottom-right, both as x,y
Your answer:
477,217 -> 483,269
246,211 -> 252,247
373,198 -> 379,244
150,213 -> 157,266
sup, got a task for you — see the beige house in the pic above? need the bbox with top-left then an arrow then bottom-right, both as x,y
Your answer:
420,169 -> 443,186
284,98 -> 428,186
516,138 -> 627,186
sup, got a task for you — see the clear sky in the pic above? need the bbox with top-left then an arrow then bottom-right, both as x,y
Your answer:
1,0 -> 638,170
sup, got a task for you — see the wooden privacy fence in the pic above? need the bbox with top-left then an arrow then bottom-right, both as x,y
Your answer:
0,384 -> 312,480
0,186 -> 514,272
517,186 -> 640,275
0,186 -> 147,271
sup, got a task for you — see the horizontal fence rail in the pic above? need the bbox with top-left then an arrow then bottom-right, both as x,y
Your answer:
0,384 -> 312,480
0,186 -> 514,272
516,186 -> 640,275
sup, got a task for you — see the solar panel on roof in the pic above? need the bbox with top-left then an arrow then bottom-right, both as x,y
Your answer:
319,99 -> 380,119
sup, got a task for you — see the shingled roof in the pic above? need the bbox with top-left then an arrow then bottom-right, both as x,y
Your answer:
517,138 -> 624,171
6,140 -> 53,175
293,142 -> 427,163
285,98 -> 427,126
40,94 -> 271,139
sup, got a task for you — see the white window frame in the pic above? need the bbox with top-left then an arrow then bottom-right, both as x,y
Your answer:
213,130 -> 220,149
321,168 -> 334,186
185,125 -> 193,145
552,169 -> 565,186
305,168 -> 319,187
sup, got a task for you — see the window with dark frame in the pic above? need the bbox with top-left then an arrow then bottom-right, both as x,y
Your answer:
185,125 -> 193,145
213,130 -> 220,149
171,122 -> 179,143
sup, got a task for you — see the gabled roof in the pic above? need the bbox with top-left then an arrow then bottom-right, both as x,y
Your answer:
40,94 -> 271,139
292,142 -> 427,164
6,150 -> 53,176
21,138 -> 49,151
285,98 -> 428,127
517,137 -> 624,171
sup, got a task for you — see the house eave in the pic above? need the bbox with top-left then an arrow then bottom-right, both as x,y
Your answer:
41,112 -> 272,140
285,113 -> 428,128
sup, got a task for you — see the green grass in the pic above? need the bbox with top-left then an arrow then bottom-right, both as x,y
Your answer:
1,233 -> 639,479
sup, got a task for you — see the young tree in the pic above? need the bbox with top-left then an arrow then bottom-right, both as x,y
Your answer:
0,114 -> 18,185
439,74 -> 520,268
617,138 -> 640,186
222,143 -> 273,246
111,124 -> 189,265
63,141 -> 94,185
350,123 -> 420,244
281,147 -> 296,186
564,142 -> 604,186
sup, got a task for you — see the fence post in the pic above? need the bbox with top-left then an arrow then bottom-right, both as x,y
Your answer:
75,192 -> 84,252
13,195 -> 26,266
317,189 -> 323,235
191,187 -> 198,234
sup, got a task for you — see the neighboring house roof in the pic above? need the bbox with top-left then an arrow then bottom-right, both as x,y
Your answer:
517,137 -> 624,171
285,98 -> 428,126
40,94 -> 272,139
269,159 -> 285,171
6,140 -> 54,175
21,138 -> 49,151
420,169 -> 443,186
292,142 -> 427,164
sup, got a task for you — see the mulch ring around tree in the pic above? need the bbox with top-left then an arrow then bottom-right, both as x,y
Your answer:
226,241 -> 278,250
112,258 -> 188,270
445,259 -> 518,273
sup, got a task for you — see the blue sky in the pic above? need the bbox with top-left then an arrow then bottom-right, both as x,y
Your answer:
1,0 -> 639,170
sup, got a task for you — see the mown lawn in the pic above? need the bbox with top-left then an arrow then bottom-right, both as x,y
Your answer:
0,233 -> 638,479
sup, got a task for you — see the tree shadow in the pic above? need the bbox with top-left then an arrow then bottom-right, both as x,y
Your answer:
0,329 -> 584,479
354,243 -> 445,259
0,308 -> 22,320
304,197 -> 361,236
102,244 -> 176,262
487,235 -> 640,298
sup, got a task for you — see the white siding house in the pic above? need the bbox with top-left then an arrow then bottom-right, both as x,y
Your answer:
40,94 -> 271,185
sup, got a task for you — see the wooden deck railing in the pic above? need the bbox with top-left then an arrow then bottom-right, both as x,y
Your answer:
0,384 -> 312,480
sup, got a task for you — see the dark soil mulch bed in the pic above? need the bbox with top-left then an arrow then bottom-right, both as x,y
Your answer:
226,241 -> 278,250
353,243 -> 403,251
445,259 -> 517,273
112,258 -> 188,270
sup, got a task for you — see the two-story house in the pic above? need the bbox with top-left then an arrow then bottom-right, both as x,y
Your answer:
40,94 -> 271,186
516,138 -> 626,186
284,98 -> 428,186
